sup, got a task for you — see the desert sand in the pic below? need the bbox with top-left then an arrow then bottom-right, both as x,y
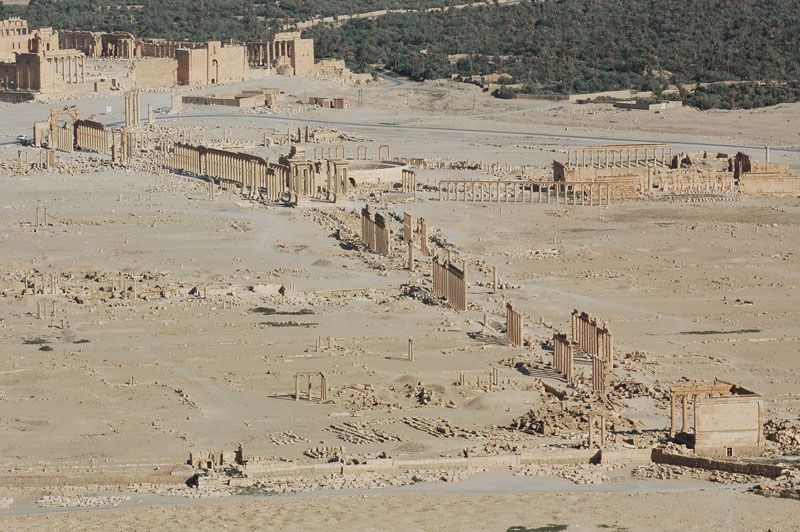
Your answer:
0,72 -> 798,529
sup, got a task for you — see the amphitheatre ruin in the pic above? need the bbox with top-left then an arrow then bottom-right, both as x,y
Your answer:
0,13 -> 799,531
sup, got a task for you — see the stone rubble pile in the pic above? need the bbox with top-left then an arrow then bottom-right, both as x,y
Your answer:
612,377 -> 666,400
632,463 -> 687,480
148,469 -> 476,498
763,418 -> 800,453
240,469 -> 475,495
514,464 -> 615,485
707,470 -> 761,484
37,495 -> 131,508
750,469 -> 800,499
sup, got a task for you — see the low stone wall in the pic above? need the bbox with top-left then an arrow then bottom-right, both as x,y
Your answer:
493,90 -> 569,101
347,159 -> 406,185
0,448 -> 670,488
738,174 -> 800,196
131,58 -> 177,89
0,467 -> 193,488
244,448 -> 601,478
651,449 -> 784,478
600,448 -> 653,465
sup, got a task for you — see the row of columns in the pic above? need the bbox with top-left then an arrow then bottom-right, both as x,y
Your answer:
360,205 -> 391,256
553,333 -> 574,383
325,160 -> 348,199
24,272 -> 59,294
402,169 -> 416,194
124,89 -> 141,129
439,180 -> 611,206
669,393 -> 691,437
248,39 -> 294,67
289,160 -> 317,198
51,124 -> 74,152
571,310 -> 613,360
313,146 -> 346,159
294,372 -> 328,402
432,256 -> 467,311
567,145 -> 672,169
168,143 -> 290,202
17,150 -> 55,173
505,303 -> 523,347
75,122 -> 110,153
49,54 -> 86,85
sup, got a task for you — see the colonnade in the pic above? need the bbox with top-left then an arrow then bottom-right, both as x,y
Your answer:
74,120 -> 110,153
402,169 -> 416,193
289,160 -> 317,198
570,310 -> 613,360
553,333 -> 574,383
326,160 -> 349,197
432,256 -> 467,311
360,205 -> 390,256
417,218 -> 430,256
247,39 -> 294,67
506,303 -> 523,347
313,146 -> 346,159
168,143 -> 287,202
294,372 -> 329,402
438,180 -> 612,206
566,144 -> 672,168
571,310 -> 613,394
49,53 -> 86,85
124,89 -> 141,129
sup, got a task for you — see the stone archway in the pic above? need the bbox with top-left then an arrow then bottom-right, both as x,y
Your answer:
48,107 -> 80,151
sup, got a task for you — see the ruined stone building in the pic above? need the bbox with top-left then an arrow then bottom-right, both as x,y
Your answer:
60,31 -> 134,59
313,58 -> 374,84
0,49 -> 86,92
247,32 -> 314,75
183,88 -> 279,108
554,144 -> 800,197
670,379 -> 764,458
60,30 -> 203,60
0,18 -> 59,61
732,150 -> 800,195
0,19 -> 90,94
176,41 -> 248,85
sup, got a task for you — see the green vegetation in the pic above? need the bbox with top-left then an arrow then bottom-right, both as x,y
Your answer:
5,0 -> 799,108
222,465 -> 244,478
251,306 -> 314,316
679,328 -> 761,335
11,0 -> 468,41
678,81 -> 800,110
507,525 -> 568,532
39,345 -> 54,351
260,320 -> 318,328
23,337 -> 49,345
306,0 -> 800,107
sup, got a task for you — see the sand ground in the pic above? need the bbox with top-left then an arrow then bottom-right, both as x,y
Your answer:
0,71 -> 798,528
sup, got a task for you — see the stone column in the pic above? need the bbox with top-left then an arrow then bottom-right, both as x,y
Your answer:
670,394 -> 676,436
681,395 -> 688,433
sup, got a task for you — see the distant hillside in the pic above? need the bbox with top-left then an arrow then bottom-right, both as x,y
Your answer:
3,0 -> 798,108
306,0 -> 800,105
1,0 -> 470,41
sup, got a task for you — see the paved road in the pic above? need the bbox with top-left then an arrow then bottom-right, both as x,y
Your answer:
145,113 -> 800,156
286,0 -> 523,30
0,469 -> 747,517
